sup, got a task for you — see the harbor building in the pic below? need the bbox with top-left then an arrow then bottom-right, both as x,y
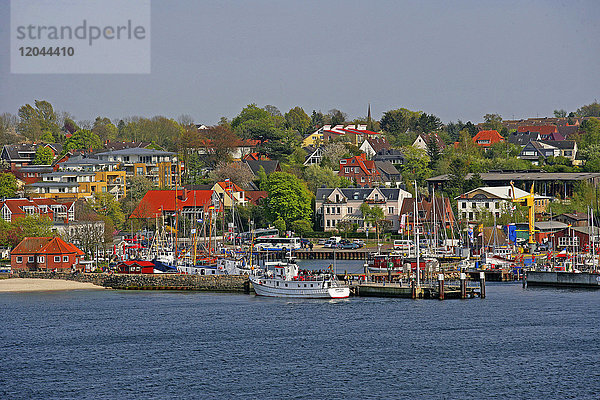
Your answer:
315,187 -> 412,232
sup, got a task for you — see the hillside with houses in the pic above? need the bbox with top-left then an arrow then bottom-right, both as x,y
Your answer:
1,100 -> 600,267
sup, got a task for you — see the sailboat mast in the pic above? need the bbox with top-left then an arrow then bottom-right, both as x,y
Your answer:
414,180 -> 420,288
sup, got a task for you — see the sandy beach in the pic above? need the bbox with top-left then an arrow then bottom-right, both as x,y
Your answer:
0,278 -> 104,292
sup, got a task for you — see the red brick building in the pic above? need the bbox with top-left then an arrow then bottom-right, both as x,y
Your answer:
338,154 -> 381,187
11,236 -> 84,271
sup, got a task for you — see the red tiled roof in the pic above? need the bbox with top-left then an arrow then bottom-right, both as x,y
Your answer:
517,125 -> 558,135
472,130 -> 504,146
118,260 -> 155,267
11,237 -> 82,255
216,181 -> 244,193
340,154 -> 381,177
130,190 -> 214,219
245,190 -> 268,205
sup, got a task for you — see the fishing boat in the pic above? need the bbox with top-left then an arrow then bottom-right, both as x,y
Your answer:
249,260 -> 350,298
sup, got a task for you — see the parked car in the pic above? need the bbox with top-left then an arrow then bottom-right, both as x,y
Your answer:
300,238 -> 311,247
337,240 -> 360,249
318,238 -> 328,245
352,239 -> 365,247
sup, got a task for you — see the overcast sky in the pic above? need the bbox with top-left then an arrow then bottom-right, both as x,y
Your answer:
1,0 -> 599,125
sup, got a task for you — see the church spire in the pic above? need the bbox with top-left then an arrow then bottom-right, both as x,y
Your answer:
367,103 -> 372,131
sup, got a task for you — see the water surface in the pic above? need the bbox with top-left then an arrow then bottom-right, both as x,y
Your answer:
1,283 -> 598,399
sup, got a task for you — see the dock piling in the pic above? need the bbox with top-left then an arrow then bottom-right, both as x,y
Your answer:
460,272 -> 467,299
479,271 -> 486,299
438,273 -> 445,300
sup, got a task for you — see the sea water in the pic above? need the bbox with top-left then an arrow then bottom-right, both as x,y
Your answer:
1,283 -> 599,399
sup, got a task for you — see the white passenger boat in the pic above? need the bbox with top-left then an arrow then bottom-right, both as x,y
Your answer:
249,261 -> 350,299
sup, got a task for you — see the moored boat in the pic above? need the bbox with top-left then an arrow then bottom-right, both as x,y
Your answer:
249,261 -> 350,299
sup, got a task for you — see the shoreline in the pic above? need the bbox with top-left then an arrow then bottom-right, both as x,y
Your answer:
0,278 -> 104,293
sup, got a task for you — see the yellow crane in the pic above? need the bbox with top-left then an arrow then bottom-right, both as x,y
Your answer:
510,181 -> 536,249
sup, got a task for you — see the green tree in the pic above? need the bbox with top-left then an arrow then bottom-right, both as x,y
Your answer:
290,219 -> 313,237
303,164 -> 350,193
40,131 -> 55,143
273,218 -> 286,235
310,110 -> 325,128
580,144 -> 600,172
328,109 -> 347,126
0,215 -> 52,247
581,117 -> 600,148
33,146 -> 54,165
231,104 -> 272,129
360,203 -> 385,243
0,173 -> 18,198
92,117 -> 118,141
17,100 -> 61,142
284,106 -> 311,134
576,102 -> 600,117
554,109 -> 567,118
263,172 -> 312,226
89,192 -> 125,228
0,113 -> 19,146
336,220 -> 357,237
400,146 -> 431,185
380,108 -> 421,138
63,129 -> 103,154
121,175 -> 155,217
482,113 -> 503,131
63,117 -> 79,134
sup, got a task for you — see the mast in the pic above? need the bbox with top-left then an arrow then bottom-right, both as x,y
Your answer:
414,180 -> 420,288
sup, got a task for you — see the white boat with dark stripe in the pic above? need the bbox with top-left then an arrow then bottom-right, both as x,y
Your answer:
249,261 -> 350,299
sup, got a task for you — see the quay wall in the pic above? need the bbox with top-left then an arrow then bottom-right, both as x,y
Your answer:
527,271 -> 600,288
16,272 -> 250,292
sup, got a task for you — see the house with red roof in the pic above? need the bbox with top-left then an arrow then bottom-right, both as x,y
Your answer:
11,236 -> 84,271
338,154 -> 381,187
472,130 -> 505,148
212,181 -> 246,207
0,198 -> 75,223
129,189 -> 217,220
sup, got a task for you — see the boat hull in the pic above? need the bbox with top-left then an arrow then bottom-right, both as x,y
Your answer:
249,276 -> 350,298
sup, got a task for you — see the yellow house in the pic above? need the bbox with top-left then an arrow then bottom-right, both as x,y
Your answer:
302,131 -> 324,147
211,181 -> 247,207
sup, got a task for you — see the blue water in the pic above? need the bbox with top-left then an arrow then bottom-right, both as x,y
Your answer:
1,284 -> 599,399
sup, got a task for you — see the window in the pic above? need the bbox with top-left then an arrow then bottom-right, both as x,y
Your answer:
336,207 -> 340,214
469,212 -> 473,219
38,256 -> 45,263
63,256 -> 69,262
326,220 -> 330,227
388,207 -> 394,214
361,177 -> 365,183
326,207 -> 330,214
54,256 -> 60,262
345,167 -> 349,173
136,167 -> 144,175
355,167 -> 359,173
347,207 -> 353,214
17,256 -> 22,263
461,202 -> 466,209
28,256 -> 34,263
340,160 -> 347,164
485,202 -> 490,209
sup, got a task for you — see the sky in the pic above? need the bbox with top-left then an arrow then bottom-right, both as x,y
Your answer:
1,0 -> 599,126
